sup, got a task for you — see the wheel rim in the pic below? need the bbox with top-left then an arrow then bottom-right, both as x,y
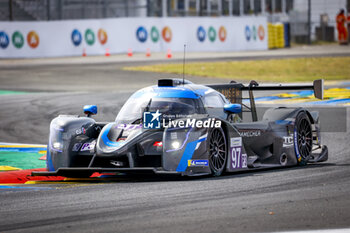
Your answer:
297,118 -> 312,159
209,129 -> 226,172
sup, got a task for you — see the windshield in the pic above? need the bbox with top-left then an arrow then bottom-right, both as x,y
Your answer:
115,97 -> 205,124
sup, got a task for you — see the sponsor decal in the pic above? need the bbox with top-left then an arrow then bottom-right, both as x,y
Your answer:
241,154 -> 248,168
230,137 -> 242,147
98,28 -> 108,45
80,141 -> 96,152
162,26 -> 172,43
245,25 -> 251,41
115,124 -> 142,130
0,31 -> 9,49
136,26 -> 172,43
143,110 -> 221,129
197,26 -> 226,43
136,26 -> 148,43
188,159 -> 209,167
245,25 -> 265,42
143,110 -> 162,129
283,135 -> 293,147
75,127 -> 86,135
163,118 -> 221,129
27,31 -> 39,48
197,26 -> 206,42
153,141 -> 163,147
71,29 -> 82,46
71,28 -> 107,46
294,127 -> 301,161
85,29 -> 95,46
208,26 -> 216,42
252,25 -> 257,40
258,25 -> 265,40
151,26 -> 159,42
72,143 -> 82,152
12,31 -> 24,49
239,130 -> 261,137
218,26 -> 227,42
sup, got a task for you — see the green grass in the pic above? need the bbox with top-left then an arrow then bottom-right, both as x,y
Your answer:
123,57 -> 350,82
0,151 -> 45,170
0,90 -> 28,95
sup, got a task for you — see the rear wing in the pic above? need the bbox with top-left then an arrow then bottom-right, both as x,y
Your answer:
207,79 -> 324,121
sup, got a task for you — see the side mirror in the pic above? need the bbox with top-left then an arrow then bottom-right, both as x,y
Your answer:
224,104 -> 241,114
83,105 -> 97,117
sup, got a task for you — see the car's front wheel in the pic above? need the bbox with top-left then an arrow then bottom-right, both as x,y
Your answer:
208,127 -> 227,176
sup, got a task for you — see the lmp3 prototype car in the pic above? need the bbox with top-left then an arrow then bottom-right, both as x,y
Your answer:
33,79 -> 328,178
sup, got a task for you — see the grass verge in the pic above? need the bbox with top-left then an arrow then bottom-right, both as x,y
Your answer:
123,57 -> 350,82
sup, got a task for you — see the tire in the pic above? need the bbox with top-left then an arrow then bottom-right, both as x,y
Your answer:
208,127 -> 227,176
294,112 -> 313,165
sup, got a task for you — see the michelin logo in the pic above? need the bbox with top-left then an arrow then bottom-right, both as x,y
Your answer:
188,159 -> 209,167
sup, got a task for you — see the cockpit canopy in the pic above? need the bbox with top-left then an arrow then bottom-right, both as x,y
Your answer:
115,86 -> 206,124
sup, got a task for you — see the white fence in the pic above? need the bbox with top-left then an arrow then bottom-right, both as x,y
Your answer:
0,17 -> 268,58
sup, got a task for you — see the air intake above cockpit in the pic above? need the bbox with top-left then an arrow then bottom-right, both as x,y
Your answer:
158,79 -> 193,87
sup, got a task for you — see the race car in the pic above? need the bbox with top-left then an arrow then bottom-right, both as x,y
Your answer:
32,78 -> 328,178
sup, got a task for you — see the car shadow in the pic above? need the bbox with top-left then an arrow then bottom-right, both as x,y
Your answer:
57,162 -> 345,184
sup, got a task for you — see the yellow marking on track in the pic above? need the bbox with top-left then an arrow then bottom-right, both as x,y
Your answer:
258,87 -> 350,105
324,81 -> 344,86
38,150 -> 47,154
0,145 -> 46,148
25,181 -> 79,184
323,88 -> 350,99
24,180 -> 102,189
0,166 -> 22,171
257,98 -> 317,104
277,93 -> 299,98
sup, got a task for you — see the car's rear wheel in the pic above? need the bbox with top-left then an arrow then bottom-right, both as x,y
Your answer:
208,127 -> 227,176
294,112 -> 312,165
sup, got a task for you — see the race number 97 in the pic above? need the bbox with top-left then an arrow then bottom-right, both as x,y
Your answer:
231,147 -> 241,169
230,147 -> 247,169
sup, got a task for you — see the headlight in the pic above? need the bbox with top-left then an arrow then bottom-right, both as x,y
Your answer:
164,127 -> 192,152
171,141 -> 181,149
52,142 -> 62,150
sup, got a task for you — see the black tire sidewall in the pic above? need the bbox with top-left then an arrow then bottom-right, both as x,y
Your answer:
294,112 -> 312,165
208,127 -> 227,176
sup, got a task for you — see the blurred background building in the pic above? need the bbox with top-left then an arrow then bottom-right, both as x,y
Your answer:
0,0 -> 349,43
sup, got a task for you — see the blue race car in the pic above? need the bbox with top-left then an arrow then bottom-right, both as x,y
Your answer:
32,79 -> 328,177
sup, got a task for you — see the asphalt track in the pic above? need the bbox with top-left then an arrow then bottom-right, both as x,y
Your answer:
0,48 -> 349,232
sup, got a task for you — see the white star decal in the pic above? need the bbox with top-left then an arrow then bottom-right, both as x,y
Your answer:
151,110 -> 161,122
